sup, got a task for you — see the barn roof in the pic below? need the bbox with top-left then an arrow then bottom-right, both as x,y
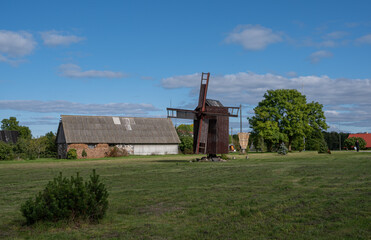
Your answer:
57,115 -> 180,144
0,130 -> 19,144
348,133 -> 371,148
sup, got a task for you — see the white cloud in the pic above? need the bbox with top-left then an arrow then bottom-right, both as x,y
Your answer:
0,30 -> 36,63
324,31 -> 348,40
286,71 -> 298,77
0,100 -> 159,115
225,25 -> 283,50
160,71 -> 371,130
40,31 -> 85,46
355,34 -> 371,45
59,64 -> 126,79
309,50 -> 333,63
325,110 -> 340,116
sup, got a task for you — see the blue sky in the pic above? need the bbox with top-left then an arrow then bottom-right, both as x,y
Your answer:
1,0 -> 370,137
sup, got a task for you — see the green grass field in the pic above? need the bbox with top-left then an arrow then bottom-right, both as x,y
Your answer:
0,151 -> 370,239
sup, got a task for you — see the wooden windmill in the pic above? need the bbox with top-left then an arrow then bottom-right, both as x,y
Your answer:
167,72 -> 239,156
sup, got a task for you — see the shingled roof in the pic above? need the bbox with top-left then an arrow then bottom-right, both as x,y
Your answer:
57,115 -> 180,144
0,130 -> 19,144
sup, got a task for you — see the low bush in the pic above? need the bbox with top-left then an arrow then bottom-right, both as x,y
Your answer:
0,142 -> 14,160
67,148 -> 77,159
82,149 -> 87,158
277,143 -> 288,155
220,154 -> 229,160
20,170 -> 109,225
179,135 -> 193,154
318,139 -> 328,154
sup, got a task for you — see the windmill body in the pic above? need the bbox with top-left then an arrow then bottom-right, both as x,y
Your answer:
167,73 -> 239,156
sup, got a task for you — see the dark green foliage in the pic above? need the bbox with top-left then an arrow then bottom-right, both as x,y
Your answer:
344,137 -> 366,150
277,143 -> 288,155
318,139 -> 328,153
179,135 -> 193,154
176,124 -> 194,154
20,170 -> 109,225
11,132 -> 57,160
250,134 -> 267,152
13,138 -> 39,160
323,131 -> 349,150
41,132 -> 58,158
0,141 -> 14,160
305,129 -> 324,151
82,149 -> 87,158
67,149 -> 77,159
1,117 -> 32,140
248,89 -> 328,151
291,136 -> 305,151
220,154 -> 229,160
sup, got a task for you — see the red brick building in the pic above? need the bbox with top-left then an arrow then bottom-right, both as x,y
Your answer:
348,133 -> 371,148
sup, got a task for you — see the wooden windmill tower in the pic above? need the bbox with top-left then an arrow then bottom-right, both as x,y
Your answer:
167,72 -> 239,157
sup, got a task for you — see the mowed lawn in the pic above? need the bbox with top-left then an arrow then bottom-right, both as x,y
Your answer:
0,152 -> 370,239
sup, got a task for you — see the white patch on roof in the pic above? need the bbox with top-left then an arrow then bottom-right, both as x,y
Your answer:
123,118 -> 133,130
112,117 -> 121,125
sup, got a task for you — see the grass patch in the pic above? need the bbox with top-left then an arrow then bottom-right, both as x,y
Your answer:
0,151 -> 370,239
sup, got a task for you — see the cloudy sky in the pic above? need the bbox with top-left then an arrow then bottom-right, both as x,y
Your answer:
1,0 -> 370,136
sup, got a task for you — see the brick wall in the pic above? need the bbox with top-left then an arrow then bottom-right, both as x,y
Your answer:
67,143 -> 110,159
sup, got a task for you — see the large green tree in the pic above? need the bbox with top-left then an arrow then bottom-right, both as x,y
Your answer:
248,89 -> 328,151
1,117 -> 32,139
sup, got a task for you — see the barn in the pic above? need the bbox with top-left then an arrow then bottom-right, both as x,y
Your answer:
56,115 -> 180,159
0,130 -> 19,144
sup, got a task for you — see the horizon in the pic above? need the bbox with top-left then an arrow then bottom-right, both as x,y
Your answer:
1,0 -> 370,137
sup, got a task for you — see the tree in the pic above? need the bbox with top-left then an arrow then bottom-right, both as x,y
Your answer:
176,124 -> 193,137
41,131 -> 57,158
0,141 -> 14,160
249,89 -> 328,151
1,117 -> 32,139
323,132 -> 349,150
176,124 -> 194,154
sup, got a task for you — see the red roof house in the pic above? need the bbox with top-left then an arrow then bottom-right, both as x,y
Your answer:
348,133 -> 371,148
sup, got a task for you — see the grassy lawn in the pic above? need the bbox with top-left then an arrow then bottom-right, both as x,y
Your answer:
0,151 -> 370,239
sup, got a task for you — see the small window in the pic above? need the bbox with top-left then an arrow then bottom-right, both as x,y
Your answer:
88,144 -> 96,149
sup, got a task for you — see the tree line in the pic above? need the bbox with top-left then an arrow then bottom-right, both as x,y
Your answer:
0,117 -> 57,160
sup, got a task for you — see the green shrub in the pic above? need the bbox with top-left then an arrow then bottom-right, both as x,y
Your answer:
82,149 -> 87,158
220,154 -> 229,160
20,170 -> 108,225
67,149 -> 77,159
277,143 -> 288,155
318,139 -> 328,153
0,141 -> 14,160
179,135 -> 193,154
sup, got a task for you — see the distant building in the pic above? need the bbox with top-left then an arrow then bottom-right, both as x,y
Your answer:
56,115 -> 180,159
0,130 -> 19,144
348,133 -> 371,149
